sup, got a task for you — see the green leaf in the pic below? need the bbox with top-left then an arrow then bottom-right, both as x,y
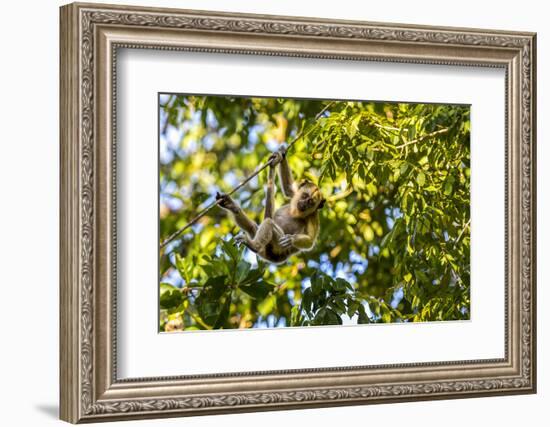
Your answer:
240,281 -> 274,300
301,287 -> 313,314
329,297 -> 347,314
416,171 -> 426,187
380,230 -> 393,249
312,307 -> 342,325
220,238 -> 240,263
196,300 -> 222,326
380,218 -> 403,249
213,297 -> 231,329
313,307 -> 327,325
235,260 -> 252,284
290,305 -> 302,326
199,228 -> 216,248
346,114 -> 362,139
195,278 -> 231,327
444,180 -> 453,195
357,305 -> 370,324
333,278 -> 349,292
325,308 -> 343,325
321,274 -> 334,291
160,282 -> 177,295
239,266 -> 264,286
347,299 -> 360,318
381,305 -> 392,323
310,273 -> 323,295
444,175 -> 455,195
174,254 -> 193,283
159,283 -> 184,309
257,295 -> 276,317
408,126 -> 416,140
202,275 -> 228,299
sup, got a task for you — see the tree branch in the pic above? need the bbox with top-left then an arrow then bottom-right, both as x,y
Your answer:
395,127 -> 450,149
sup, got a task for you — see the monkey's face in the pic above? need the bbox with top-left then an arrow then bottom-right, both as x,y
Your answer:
292,181 -> 325,217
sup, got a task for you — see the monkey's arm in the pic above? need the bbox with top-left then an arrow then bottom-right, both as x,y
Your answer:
232,209 -> 259,237
277,150 -> 296,199
216,193 -> 258,237
264,165 -> 276,220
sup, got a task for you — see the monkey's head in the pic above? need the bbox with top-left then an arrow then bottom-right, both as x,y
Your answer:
290,180 -> 325,218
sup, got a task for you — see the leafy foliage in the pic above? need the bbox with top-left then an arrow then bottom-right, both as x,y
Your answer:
159,95 -> 470,331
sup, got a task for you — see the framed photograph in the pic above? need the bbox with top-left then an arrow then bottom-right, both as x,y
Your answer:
60,2 -> 537,423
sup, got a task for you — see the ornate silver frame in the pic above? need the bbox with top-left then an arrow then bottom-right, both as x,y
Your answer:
60,2 -> 537,423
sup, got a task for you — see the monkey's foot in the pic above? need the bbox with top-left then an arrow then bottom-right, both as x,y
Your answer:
279,234 -> 295,249
235,233 -> 258,252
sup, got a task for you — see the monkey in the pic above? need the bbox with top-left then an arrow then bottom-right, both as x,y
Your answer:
215,147 -> 325,264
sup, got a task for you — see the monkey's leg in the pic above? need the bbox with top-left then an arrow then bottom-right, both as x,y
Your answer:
277,147 -> 296,199
245,218 -> 280,252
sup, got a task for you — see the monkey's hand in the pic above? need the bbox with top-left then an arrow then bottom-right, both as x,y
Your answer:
268,151 -> 283,167
279,234 -> 296,249
216,192 -> 239,213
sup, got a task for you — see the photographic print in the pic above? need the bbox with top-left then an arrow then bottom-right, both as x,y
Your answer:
158,95 -> 471,332
60,5 -> 536,420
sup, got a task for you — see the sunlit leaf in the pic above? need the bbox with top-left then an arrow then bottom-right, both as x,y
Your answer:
416,172 -> 426,187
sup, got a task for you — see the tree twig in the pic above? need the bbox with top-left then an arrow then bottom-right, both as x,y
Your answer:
454,219 -> 471,248
395,127 -> 449,149
373,123 -> 400,132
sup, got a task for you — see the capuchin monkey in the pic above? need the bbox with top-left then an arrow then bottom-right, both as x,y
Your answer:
216,146 -> 325,264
